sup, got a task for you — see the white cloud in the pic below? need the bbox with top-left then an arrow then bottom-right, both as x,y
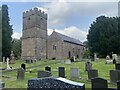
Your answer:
12,32 -> 22,39
48,26 -> 88,42
44,2 -> 118,27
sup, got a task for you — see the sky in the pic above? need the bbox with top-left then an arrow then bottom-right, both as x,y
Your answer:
2,0 -> 119,42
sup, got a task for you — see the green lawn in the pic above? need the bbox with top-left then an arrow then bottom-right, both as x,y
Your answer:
1,59 -> 117,89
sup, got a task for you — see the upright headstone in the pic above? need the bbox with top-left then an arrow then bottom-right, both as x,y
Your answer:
91,77 -> 108,90
106,55 -> 110,60
28,77 -> 85,90
17,68 -> 25,80
21,63 -> 26,70
85,61 -> 92,71
6,58 -> 10,70
45,66 -> 51,72
117,80 -> 120,90
2,57 -> 5,63
37,70 -> 52,78
65,59 -> 71,64
58,67 -> 65,78
70,68 -> 80,79
110,70 -> 120,83
88,69 -> 98,80
115,64 -> 120,70
73,56 -> 76,62
0,82 -> 5,89
94,53 -> 97,61
117,55 -> 120,63
10,51 -> 15,64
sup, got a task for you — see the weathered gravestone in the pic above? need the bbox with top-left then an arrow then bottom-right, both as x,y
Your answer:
17,68 -> 25,80
58,67 -> 65,78
85,61 -> 92,71
88,69 -> 98,80
91,77 -> 108,90
21,63 -> 26,70
70,68 -> 80,79
117,55 -> 120,63
10,51 -> 15,64
28,77 -> 85,90
65,59 -> 71,64
37,70 -> 52,78
110,70 -> 120,83
45,66 -> 51,72
115,64 -> 120,70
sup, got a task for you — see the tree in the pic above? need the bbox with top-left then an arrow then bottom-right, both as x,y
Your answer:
87,16 -> 120,57
2,5 -> 13,58
12,38 -> 21,59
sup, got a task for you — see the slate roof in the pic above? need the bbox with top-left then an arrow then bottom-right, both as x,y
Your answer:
52,31 -> 84,46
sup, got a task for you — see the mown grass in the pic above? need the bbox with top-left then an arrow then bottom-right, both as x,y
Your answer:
1,59 -> 117,89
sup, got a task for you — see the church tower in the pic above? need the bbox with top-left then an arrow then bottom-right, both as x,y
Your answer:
21,8 -> 47,60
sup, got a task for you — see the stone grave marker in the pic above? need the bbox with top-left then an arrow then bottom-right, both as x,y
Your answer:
117,55 -> 120,63
110,70 -> 120,83
91,77 -> 108,90
73,56 -> 76,62
88,69 -> 98,80
17,68 -> 25,80
115,64 -> 120,70
21,63 -> 26,70
28,77 -> 85,90
58,67 -> 65,78
6,58 -> 11,70
70,68 -> 80,79
85,61 -> 92,71
65,59 -> 71,64
2,57 -> 5,63
45,66 -> 51,72
10,51 -> 15,64
37,70 -> 52,78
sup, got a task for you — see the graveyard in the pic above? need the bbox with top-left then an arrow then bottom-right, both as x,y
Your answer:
1,58 -> 119,89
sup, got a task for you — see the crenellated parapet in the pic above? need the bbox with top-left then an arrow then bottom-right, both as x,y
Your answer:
23,7 -> 47,20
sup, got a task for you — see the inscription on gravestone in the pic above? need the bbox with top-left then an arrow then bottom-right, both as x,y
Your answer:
88,69 -> 98,80
91,77 -> 108,90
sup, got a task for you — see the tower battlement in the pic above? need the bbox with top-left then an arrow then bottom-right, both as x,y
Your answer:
23,7 -> 47,20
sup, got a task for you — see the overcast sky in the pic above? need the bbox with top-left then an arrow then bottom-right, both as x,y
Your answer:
2,0 -> 119,42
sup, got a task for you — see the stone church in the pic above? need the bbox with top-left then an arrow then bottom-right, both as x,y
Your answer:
21,7 -> 85,60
